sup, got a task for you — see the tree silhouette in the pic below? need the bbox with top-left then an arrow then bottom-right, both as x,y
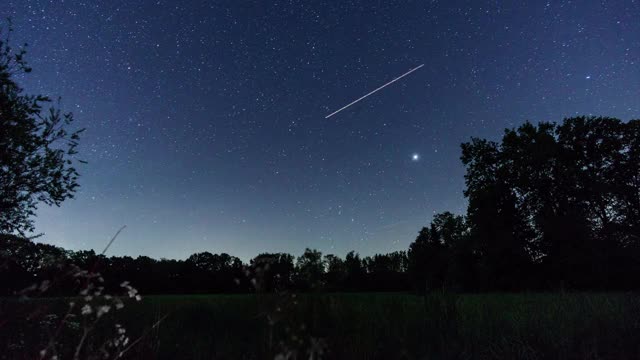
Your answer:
295,248 -> 325,291
459,117 -> 640,290
0,23 -> 84,234
343,251 -> 366,291
461,136 -> 534,291
324,254 -> 346,291
250,253 -> 295,292
407,212 -> 468,292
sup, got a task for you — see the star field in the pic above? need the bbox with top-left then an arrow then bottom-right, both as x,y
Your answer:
6,0 -> 640,260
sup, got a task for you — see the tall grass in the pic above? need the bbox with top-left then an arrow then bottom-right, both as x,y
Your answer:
12,292 -> 632,359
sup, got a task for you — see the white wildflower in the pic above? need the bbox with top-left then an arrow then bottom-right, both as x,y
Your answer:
97,305 -> 111,318
81,304 -> 92,315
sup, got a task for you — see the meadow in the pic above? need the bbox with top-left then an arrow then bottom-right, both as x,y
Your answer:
3,292 -> 639,359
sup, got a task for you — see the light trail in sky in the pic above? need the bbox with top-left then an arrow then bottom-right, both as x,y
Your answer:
325,64 -> 424,119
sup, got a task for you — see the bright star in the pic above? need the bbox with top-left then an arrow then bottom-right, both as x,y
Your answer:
412,153 -> 420,161
586,75 -> 591,79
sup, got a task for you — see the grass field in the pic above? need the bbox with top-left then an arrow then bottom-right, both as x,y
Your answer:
2,292 -> 640,359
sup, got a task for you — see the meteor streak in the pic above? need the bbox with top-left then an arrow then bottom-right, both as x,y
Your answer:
325,64 -> 424,119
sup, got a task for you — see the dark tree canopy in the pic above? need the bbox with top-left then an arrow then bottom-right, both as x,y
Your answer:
457,117 -> 640,291
0,24 -> 84,234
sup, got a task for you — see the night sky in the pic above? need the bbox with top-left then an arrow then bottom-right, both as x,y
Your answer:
6,0 -> 640,260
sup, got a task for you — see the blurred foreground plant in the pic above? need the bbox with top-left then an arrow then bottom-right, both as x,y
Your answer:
0,227 -> 166,359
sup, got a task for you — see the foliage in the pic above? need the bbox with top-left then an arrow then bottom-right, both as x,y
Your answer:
0,21 -> 84,235
457,117 -> 640,291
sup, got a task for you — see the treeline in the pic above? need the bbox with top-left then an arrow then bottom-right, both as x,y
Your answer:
0,234 -> 409,295
1,116 -> 639,295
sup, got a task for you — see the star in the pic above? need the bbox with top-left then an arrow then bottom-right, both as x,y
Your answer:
10,0 -> 637,261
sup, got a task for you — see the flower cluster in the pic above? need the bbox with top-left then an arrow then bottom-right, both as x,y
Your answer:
14,262 -> 143,360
